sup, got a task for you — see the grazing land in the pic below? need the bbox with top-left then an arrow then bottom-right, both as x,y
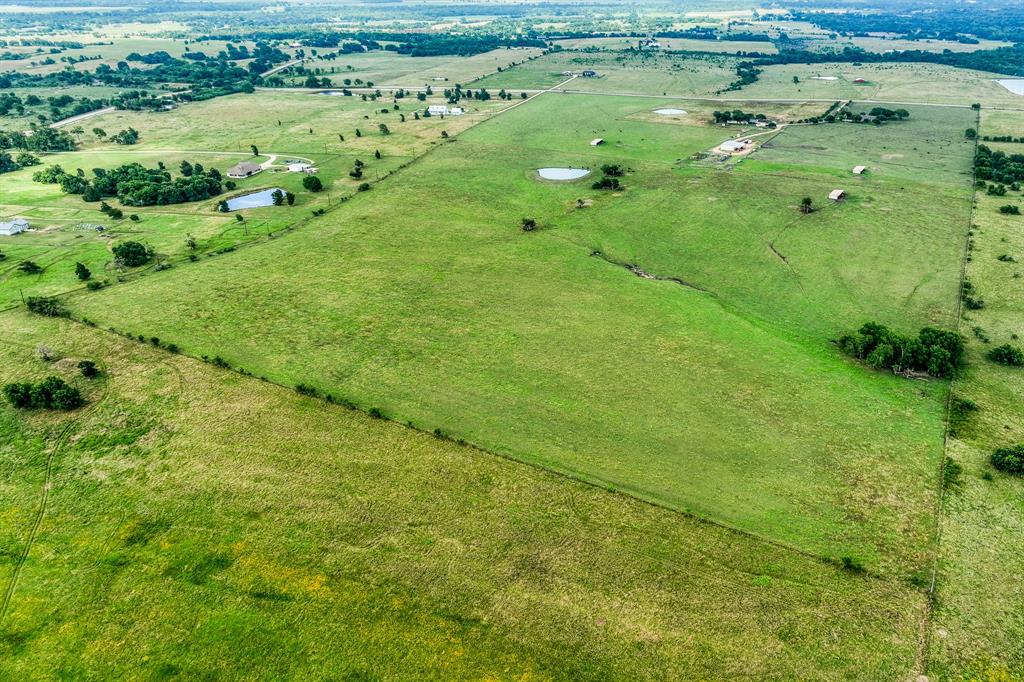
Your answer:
2,3 -> 1024,679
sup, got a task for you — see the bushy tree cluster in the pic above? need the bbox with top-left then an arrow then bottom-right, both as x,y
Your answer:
112,240 -> 153,267
712,110 -> 769,124
36,161 -> 223,206
838,322 -> 965,378
988,344 -> 1024,366
0,150 -> 39,174
838,107 -> 910,124
991,444 -> 1024,475
0,125 -> 75,152
3,376 -> 83,410
975,145 -> 1024,184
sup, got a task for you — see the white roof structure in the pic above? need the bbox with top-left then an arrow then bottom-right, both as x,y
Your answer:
427,105 -> 448,115
852,165 -> 866,174
287,162 -> 315,173
449,107 -> 464,116
0,218 -> 28,236
719,139 -> 748,153
829,189 -> 847,201
590,138 -> 604,146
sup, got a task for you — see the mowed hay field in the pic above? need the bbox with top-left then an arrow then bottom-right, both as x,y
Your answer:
0,313 -> 926,680
69,92 -> 974,576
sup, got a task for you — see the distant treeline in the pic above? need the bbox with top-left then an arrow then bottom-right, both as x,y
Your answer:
784,1 -> 1024,44
202,30 -> 546,57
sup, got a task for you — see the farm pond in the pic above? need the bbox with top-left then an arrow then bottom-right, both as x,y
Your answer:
225,188 -> 285,210
537,167 -> 590,181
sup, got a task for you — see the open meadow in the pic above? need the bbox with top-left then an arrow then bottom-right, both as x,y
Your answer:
3,7 -> 1024,679
61,92 -> 976,582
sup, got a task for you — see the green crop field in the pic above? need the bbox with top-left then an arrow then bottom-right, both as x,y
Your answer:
3,9 -> 1024,679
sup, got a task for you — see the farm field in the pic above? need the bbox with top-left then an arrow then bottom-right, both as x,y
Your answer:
926,110 -> 1024,678
286,47 -> 544,88
470,51 -> 739,95
737,63 -> 1024,108
64,92 -> 975,579
0,312 -> 927,680
3,6 -> 1024,678
0,91 -> 509,307
552,37 -> 777,54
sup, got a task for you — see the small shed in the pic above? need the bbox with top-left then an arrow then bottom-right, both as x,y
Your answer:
590,138 -> 605,146
829,189 -> 847,201
852,165 -> 866,175
0,218 -> 28,236
582,70 -> 598,78
287,162 -> 315,173
449,107 -> 464,116
227,162 -> 262,179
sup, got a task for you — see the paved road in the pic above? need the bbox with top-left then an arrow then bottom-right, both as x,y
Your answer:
261,59 -> 304,78
49,106 -> 116,129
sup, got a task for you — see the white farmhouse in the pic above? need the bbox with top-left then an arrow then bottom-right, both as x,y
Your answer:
427,105 -> 449,116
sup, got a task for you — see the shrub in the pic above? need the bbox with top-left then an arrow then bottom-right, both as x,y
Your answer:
840,556 -> 865,573
592,176 -> 620,190
26,296 -> 68,317
18,260 -> 42,274
987,344 -> 1024,366
991,444 -> 1024,475
302,175 -> 323,192
358,182 -> 370,192
86,280 -> 106,291
942,458 -> 963,490
999,205 -> 1020,215
521,217 -> 537,232
75,261 -> 91,280
77,360 -> 99,378
295,383 -> 319,397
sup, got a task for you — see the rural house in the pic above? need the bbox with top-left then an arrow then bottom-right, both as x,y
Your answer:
286,162 -> 316,173
829,189 -> 847,201
227,162 -> 262,179
0,218 -> 28,236
427,105 -> 449,116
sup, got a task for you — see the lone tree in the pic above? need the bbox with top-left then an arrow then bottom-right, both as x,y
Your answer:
800,197 -> 814,214
75,261 -> 91,280
112,240 -> 153,267
250,144 -> 259,156
521,217 -> 537,232
378,123 -> 390,135
286,191 -> 296,206
302,175 -> 323,192
18,260 -> 42,274
965,128 -> 977,140
271,189 -> 285,206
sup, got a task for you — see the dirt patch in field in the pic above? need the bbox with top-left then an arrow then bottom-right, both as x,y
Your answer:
882,153 -> 904,160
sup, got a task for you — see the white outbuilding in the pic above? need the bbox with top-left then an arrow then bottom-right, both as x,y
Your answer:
852,165 -> 866,174
0,218 -> 28,236
427,105 -> 449,116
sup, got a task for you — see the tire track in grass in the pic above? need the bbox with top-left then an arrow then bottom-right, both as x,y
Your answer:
0,367 -> 109,625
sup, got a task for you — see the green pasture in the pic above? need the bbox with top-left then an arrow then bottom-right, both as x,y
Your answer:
0,313 -> 927,680
66,93 -> 976,576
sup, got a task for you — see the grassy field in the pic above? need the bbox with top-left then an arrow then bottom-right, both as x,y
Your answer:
737,63 -> 1024,107
552,37 -> 777,54
287,47 -> 544,88
470,51 -> 739,95
0,312 -> 928,680
60,92 -> 977,579
927,109 -> 1024,679
0,92 -> 510,307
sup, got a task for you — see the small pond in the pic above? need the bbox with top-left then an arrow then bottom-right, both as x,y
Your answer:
315,90 -> 346,96
537,167 -> 590,181
996,79 -> 1024,95
225,188 -> 284,210
654,108 -> 687,115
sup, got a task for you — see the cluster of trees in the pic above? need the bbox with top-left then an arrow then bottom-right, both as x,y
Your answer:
838,107 -> 910,124
110,127 -> 140,145
3,376 -> 83,411
975,145 -> 1024,184
0,125 -> 75,152
35,161 -> 223,207
838,321 -> 965,378
25,295 -> 67,317
711,110 -> 771,124
0,150 -> 39,174
723,62 -> 761,92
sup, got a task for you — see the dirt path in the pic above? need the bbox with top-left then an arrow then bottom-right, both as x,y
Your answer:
49,107 -> 116,129
0,370 -> 110,625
